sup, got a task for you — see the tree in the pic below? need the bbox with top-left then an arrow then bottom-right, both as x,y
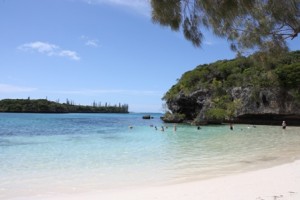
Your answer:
275,63 -> 300,88
151,0 -> 300,54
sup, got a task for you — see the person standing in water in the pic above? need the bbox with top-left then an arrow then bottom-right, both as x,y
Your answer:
230,123 -> 233,130
282,121 -> 287,129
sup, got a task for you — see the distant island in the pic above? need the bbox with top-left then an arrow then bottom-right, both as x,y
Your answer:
0,99 -> 129,113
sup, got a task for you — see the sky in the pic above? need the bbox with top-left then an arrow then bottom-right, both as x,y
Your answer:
1,0 -> 299,113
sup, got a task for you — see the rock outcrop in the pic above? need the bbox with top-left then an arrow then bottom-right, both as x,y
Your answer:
165,87 -> 300,125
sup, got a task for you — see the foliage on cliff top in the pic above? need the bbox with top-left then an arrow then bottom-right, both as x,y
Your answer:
163,51 -> 300,101
0,99 -> 129,113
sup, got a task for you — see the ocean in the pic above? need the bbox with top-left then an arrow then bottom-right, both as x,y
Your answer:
1,113 -> 300,199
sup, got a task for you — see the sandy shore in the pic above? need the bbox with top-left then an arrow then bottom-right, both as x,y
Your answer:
24,160 -> 300,200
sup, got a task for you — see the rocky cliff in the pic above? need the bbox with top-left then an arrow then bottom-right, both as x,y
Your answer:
162,51 -> 300,125
165,87 -> 300,125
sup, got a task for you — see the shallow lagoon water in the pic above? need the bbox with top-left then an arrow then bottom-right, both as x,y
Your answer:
1,113 -> 300,199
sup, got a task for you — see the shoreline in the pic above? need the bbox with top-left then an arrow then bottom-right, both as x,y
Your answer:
20,160 -> 300,200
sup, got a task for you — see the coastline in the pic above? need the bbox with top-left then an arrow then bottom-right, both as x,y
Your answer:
20,160 -> 300,200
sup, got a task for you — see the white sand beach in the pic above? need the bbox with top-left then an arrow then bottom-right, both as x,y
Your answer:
26,160 -> 300,200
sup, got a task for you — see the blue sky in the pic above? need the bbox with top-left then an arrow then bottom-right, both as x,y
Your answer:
1,0 -> 299,112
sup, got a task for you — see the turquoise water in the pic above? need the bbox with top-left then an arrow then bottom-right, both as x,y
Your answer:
1,113 -> 300,199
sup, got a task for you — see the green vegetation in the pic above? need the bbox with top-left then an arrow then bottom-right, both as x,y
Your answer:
0,99 -> 129,113
151,0 -> 299,54
162,111 -> 186,123
163,51 -> 300,121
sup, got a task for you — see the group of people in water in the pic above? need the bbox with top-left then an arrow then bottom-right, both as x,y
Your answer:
129,124 -> 204,132
229,120 -> 287,130
152,124 -> 203,132
129,121 -> 288,131
151,124 -> 178,132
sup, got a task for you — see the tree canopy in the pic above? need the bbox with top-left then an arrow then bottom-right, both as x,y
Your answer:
151,0 -> 300,54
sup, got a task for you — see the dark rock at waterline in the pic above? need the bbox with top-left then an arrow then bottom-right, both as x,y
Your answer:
142,115 -> 153,119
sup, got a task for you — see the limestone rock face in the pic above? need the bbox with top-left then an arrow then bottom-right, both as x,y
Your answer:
165,87 -> 300,125
230,87 -> 299,115
167,89 -> 211,121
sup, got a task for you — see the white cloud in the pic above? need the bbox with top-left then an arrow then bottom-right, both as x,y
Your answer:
204,41 -> 213,46
0,84 -> 37,93
85,39 -> 99,47
81,35 -> 99,47
59,50 -> 80,61
18,41 -> 59,55
18,41 -> 80,61
84,0 -> 150,16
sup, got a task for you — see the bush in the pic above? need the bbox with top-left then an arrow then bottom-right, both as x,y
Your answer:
206,108 -> 227,121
